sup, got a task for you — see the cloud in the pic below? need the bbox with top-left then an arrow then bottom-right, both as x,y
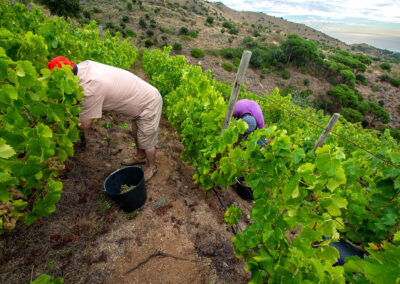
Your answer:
210,0 -> 400,23
210,0 -> 400,51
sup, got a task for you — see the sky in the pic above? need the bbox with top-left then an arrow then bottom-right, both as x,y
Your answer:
210,0 -> 400,52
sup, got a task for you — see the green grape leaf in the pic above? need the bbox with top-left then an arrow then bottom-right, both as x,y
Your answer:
316,245 -> 340,265
315,153 -> 340,177
292,147 -> 305,164
299,227 -> 322,242
0,85 -> 18,103
0,138 -> 16,159
283,174 -> 300,199
326,167 -> 346,191
0,184 -> 9,202
320,195 -> 348,216
37,123 -> 53,138
394,231 -> 400,242
343,258 -> 364,273
390,152 -> 400,164
364,263 -> 400,284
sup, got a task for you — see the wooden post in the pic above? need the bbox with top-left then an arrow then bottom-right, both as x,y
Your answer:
221,50 -> 252,134
99,25 -> 104,40
313,113 -> 340,151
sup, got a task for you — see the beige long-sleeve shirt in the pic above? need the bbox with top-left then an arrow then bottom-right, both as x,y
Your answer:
77,60 -> 160,120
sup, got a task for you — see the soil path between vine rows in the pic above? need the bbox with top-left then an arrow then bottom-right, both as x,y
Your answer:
0,72 -> 253,284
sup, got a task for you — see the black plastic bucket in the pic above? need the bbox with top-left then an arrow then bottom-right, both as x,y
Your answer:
103,166 -> 146,212
233,177 -> 254,200
329,240 -> 364,266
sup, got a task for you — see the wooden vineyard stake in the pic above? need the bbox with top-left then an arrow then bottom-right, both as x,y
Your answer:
313,113 -> 340,151
221,50 -> 252,134
99,25 -> 104,40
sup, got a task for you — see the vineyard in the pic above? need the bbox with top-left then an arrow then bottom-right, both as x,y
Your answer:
1,2 -> 400,283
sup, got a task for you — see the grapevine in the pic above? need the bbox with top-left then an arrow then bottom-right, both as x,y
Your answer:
0,2 -> 137,233
142,47 -> 400,283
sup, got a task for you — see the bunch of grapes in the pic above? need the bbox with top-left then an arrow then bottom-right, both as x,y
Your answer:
46,157 -> 66,171
0,201 -> 17,231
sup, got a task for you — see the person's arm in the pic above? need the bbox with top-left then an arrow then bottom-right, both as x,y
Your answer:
78,118 -> 93,130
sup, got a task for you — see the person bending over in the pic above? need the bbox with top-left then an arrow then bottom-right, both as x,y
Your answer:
232,99 -> 265,138
47,56 -> 162,181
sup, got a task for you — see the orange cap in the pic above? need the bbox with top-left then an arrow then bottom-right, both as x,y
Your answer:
47,56 -> 75,71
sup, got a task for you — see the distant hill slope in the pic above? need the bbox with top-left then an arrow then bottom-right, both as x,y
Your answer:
77,0 -> 399,129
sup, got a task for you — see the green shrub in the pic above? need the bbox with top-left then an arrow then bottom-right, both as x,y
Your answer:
341,107 -> 363,123
221,28 -> 225,33
206,16 -> 214,24
368,101 -> 390,123
204,49 -> 219,57
275,62 -> 284,71
191,48 -> 205,58
232,57 -> 240,67
121,15 -> 130,22
328,76 -> 339,86
371,84 -> 380,92
144,39 -> 153,48
242,36 -> 258,48
219,47 -> 244,60
390,127 -> 400,141
228,27 -> 239,35
357,101 -> 370,115
159,26 -> 175,35
340,69 -> 355,87
222,21 -> 233,29
127,2 -> 133,11
105,22 -> 116,30
39,0 -> 81,18
83,10 -> 91,19
126,29 -> 136,37
119,21 -> 126,29
179,27 -> 189,35
303,78 -> 310,86
378,100 -> 385,107
380,62 -> 392,71
281,69 -> 291,80
392,78 -> 400,87
327,84 -> 358,107
222,62 -> 233,72
380,74 -> 392,82
92,7 -> 102,13
355,89 -> 364,102
253,30 -> 260,37
300,89 -> 313,97
280,34 -> 319,67
356,74 -> 367,85
173,42 -> 182,50
188,30 -> 199,38
139,17 -> 146,28
146,29 -> 154,37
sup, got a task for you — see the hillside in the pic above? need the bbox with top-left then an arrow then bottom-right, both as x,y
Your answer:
2,2 -> 400,283
76,0 -> 400,130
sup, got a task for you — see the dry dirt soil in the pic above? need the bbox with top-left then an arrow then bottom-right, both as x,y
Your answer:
0,69 -> 254,283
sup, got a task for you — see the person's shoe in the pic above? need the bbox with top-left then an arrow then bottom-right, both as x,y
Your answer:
121,156 -> 146,165
144,165 -> 158,182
